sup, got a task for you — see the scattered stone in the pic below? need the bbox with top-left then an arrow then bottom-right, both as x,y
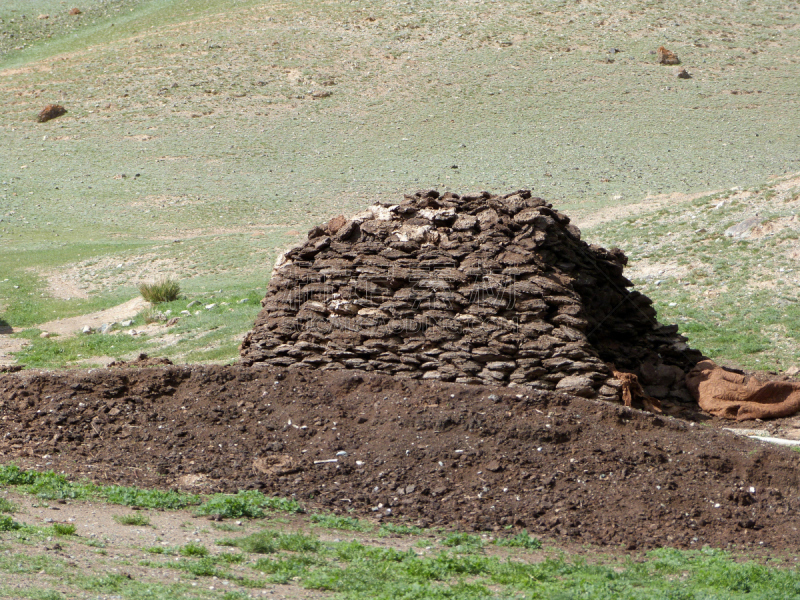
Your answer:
180,310 -> 191,316
37,14 -> 49,19
81,326 -> 92,335
120,320 -> 133,327
657,46 -> 680,65
786,366 -> 800,377
241,189 -> 702,405
68,8 -> 82,15
98,323 -> 114,334
186,301 -> 200,308
205,303 -> 217,310
39,331 -> 51,339
676,68 -> 692,79
37,104 -> 67,123
237,298 -> 249,304
311,90 -> 332,99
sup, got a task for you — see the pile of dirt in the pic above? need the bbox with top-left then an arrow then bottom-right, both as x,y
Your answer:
241,190 -> 703,405
2,365 -> 800,550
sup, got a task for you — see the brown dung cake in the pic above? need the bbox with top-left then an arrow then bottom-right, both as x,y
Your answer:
241,189 -> 703,404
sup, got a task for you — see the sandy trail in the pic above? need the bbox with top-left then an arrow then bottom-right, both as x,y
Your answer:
0,297 -> 148,365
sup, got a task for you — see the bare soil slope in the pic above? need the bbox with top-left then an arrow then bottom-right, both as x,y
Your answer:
2,364 -> 799,550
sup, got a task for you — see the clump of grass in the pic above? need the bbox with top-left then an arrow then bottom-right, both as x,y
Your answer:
52,523 -> 76,536
493,530 -> 542,550
195,490 -> 303,519
113,513 -> 151,527
138,278 -> 181,303
309,513 -> 373,533
179,542 -> 209,557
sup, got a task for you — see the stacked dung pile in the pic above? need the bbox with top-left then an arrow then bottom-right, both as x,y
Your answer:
241,190 -> 703,403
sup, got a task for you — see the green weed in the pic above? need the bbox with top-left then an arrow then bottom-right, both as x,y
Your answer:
309,513 -> 373,533
378,522 -> 425,537
0,515 -> 21,532
220,530 -> 320,554
0,498 -> 16,514
179,542 -> 209,557
493,530 -> 542,550
51,523 -> 76,536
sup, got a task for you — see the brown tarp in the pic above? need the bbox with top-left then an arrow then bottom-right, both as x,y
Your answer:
610,367 -> 662,413
686,359 -> 800,420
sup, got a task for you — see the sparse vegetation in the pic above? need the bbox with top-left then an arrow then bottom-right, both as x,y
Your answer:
309,513 -> 373,533
0,498 -> 16,514
112,513 -> 151,527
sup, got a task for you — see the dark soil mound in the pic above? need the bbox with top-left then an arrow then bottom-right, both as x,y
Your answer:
2,365 -> 799,550
241,190 -> 703,405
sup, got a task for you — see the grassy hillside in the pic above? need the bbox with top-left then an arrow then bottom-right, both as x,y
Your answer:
1,0 -> 799,366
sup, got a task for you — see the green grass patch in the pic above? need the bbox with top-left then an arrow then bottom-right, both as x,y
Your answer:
378,522 -> 425,537
0,465 -> 201,509
51,523 -> 76,536
13,331 -> 147,369
179,542 -> 209,557
493,530 -> 542,550
194,490 -> 303,519
220,530 -> 320,555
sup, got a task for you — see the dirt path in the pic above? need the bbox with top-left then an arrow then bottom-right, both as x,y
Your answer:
0,297 -> 148,365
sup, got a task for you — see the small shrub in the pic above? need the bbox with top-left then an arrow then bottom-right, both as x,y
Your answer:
52,523 -> 76,536
138,278 -> 181,303
113,513 -> 150,527
0,497 -> 17,513
180,542 -> 209,557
